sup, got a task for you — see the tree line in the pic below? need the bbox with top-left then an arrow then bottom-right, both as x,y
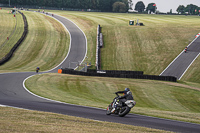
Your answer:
134,1 -> 156,14
177,4 -> 200,15
0,0 -> 132,12
134,1 -> 200,15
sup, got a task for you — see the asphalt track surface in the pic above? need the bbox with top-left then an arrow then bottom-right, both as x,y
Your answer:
160,36 -> 200,80
0,12 -> 200,133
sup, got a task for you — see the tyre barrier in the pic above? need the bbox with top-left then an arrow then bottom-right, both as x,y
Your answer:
87,69 -> 143,75
62,68 -> 177,82
96,25 -> 102,70
0,11 -> 28,65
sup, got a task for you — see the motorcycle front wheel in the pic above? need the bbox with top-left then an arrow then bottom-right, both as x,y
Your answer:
106,104 -> 112,115
118,106 -> 131,117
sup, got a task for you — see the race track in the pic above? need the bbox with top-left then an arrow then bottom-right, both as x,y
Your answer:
0,12 -> 200,133
160,36 -> 200,80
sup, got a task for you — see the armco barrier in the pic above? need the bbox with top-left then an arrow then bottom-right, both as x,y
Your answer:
62,69 -> 177,82
0,11 -> 28,65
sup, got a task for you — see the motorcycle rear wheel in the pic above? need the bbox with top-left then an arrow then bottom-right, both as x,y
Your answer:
118,106 -> 131,117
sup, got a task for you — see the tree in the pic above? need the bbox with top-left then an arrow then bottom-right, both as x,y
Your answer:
36,0 -> 45,7
0,0 -> 8,4
4,0 -> 133,12
170,9 -> 172,14
128,0 -> 133,10
176,5 -> 185,14
28,0 -> 37,6
45,0 -> 53,7
196,7 -> 200,15
135,1 -> 145,13
91,0 -> 98,9
185,4 -> 198,15
112,2 -> 126,13
122,0 -> 133,11
98,0 -> 111,12
146,3 -> 157,14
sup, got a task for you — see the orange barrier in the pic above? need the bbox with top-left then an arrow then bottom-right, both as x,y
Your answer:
58,69 -> 62,73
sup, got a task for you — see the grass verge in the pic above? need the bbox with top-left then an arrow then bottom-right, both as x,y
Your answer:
0,9 -> 24,59
45,10 -> 200,83
0,9 -> 15,46
0,107 -> 171,133
25,73 -> 200,124
0,9 -> 199,131
0,11 -> 69,73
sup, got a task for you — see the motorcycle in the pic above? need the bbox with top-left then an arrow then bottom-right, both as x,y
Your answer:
106,93 -> 136,117
184,47 -> 188,53
184,49 -> 187,53
36,67 -> 40,73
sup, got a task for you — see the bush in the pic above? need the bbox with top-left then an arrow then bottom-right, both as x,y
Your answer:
112,2 -> 126,13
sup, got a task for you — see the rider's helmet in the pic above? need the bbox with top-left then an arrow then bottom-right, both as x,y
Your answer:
125,88 -> 130,92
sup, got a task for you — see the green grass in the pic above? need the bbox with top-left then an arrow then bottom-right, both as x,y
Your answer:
0,10 -> 69,72
0,9 -> 24,59
25,73 -> 200,124
1,9 -> 200,131
0,107 -> 171,133
0,9 -> 15,46
181,53 -> 200,83
46,10 -> 200,83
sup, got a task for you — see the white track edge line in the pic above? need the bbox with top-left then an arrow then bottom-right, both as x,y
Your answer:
41,13 -> 72,72
21,12 -> 103,111
1,100 -> 199,127
23,75 -> 105,111
46,12 -> 88,71
2,12 -> 200,126
0,11 -> 91,111
178,52 -> 200,80
160,36 -> 199,76
20,15 -> 200,127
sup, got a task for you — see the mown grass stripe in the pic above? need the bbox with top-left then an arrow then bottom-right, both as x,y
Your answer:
49,11 -> 200,78
0,11 -> 69,73
26,73 -> 200,124
0,12 -> 17,49
0,10 -> 15,46
0,10 -> 22,59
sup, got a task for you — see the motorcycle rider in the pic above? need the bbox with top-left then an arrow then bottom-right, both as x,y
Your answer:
36,67 -> 40,73
185,47 -> 188,53
111,88 -> 135,112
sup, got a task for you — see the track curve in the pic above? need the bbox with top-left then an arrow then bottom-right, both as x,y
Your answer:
0,12 -> 200,133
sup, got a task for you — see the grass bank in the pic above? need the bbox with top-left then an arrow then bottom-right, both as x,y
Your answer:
0,107 -> 170,133
46,10 -> 200,83
0,11 -> 69,73
181,53 -> 200,83
0,9 -> 24,59
1,9 -> 199,131
0,9 -> 15,46
25,73 -> 200,124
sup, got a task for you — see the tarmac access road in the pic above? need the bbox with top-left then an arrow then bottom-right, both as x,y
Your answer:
160,36 -> 200,80
0,12 -> 200,133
